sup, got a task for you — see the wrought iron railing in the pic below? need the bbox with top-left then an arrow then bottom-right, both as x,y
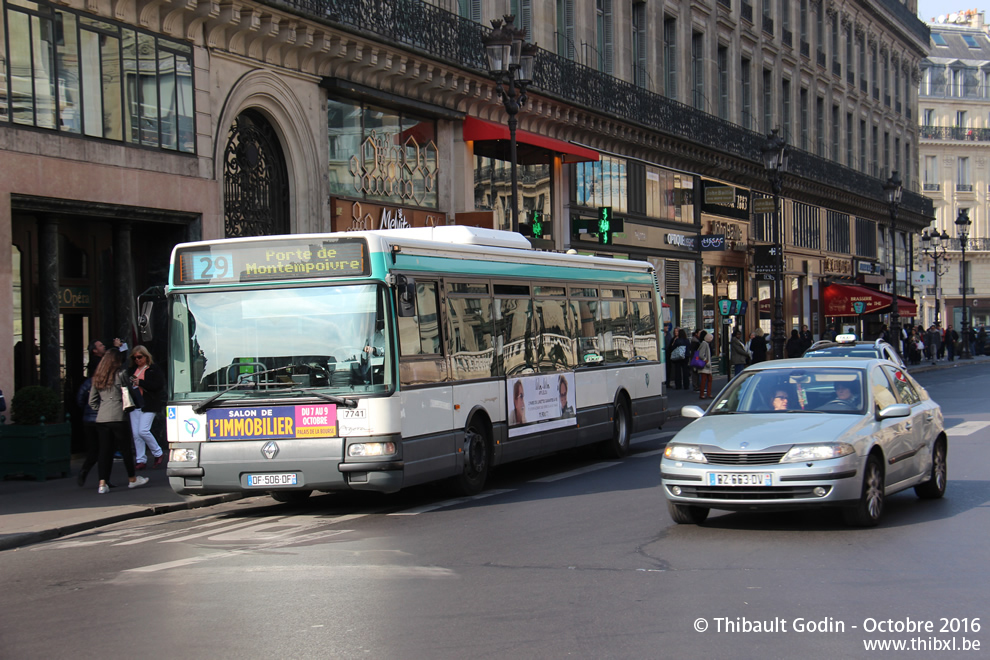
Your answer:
846,71 -> 854,85
946,238 -> 990,251
918,82 -> 990,99
876,0 -> 930,43
800,40 -> 810,58
717,0 -> 731,8
817,48 -> 826,68
782,28 -> 792,48
763,15 -> 773,35
741,2 -> 753,23
920,126 -> 990,142
957,183 -> 974,192
270,0 -> 932,217
923,183 -> 940,191
832,60 -> 840,77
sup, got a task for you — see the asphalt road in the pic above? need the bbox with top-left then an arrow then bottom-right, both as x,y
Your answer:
1,367 -> 987,659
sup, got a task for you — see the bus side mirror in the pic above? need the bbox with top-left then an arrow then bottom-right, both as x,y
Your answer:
396,275 -> 416,318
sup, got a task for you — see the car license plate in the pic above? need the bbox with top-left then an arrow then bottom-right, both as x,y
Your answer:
247,473 -> 298,487
707,472 -> 772,486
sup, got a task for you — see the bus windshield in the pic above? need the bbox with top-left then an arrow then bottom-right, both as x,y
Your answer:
169,283 -> 391,401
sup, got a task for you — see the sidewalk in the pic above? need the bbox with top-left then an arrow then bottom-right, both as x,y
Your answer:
0,456 -> 242,551
1,354 -> 987,552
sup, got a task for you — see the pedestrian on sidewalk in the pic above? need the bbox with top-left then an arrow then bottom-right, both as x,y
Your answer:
128,346 -> 166,469
730,328 -> 749,377
670,328 -> 692,390
75,374 -> 99,487
696,330 -> 713,399
748,330 -> 768,364
88,348 -> 149,494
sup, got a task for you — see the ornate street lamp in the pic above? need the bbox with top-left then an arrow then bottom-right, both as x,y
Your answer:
482,15 -> 536,234
883,172 -> 903,354
955,208 -> 973,359
760,129 -> 788,360
920,228 -> 950,327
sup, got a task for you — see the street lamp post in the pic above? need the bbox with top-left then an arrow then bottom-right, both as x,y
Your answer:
761,129 -> 788,360
956,208 -> 973,359
482,15 -> 535,234
883,172 -> 903,354
920,228 -> 950,327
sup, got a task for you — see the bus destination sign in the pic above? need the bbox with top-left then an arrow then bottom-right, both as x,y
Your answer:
175,238 -> 368,285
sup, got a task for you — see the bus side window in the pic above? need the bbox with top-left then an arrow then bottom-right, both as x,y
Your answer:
398,281 -> 448,386
574,299 -> 601,365
598,289 -> 631,364
447,295 -> 494,380
534,297 -> 574,371
629,290 -> 658,361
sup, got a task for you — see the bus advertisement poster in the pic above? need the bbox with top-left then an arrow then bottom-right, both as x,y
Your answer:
201,405 -> 338,441
507,373 -> 576,437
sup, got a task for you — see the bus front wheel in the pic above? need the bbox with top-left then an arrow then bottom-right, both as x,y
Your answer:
453,422 -> 490,496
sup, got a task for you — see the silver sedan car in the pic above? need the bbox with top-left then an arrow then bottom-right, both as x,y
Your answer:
661,358 -> 946,526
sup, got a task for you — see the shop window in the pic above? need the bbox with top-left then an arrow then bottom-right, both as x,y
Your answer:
473,156 -> 551,233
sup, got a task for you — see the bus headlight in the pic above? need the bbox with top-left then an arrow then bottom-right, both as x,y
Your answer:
348,442 -> 396,457
170,448 -> 197,462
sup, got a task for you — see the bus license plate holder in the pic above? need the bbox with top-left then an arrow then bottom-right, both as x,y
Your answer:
246,473 -> 298,487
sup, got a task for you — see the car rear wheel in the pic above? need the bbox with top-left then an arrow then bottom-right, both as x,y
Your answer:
843,455 -> 884,527
667,500 -> 710,525
915,439 -> 947,499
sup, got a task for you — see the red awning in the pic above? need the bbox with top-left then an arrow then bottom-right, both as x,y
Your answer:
823,284 -> 916,317
463,117 -> 600,163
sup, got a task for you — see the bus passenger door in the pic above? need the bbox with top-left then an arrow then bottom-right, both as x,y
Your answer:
396,280 -> 455,485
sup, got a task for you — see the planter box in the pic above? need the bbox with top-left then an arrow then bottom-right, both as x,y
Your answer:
0,423 -> 72,481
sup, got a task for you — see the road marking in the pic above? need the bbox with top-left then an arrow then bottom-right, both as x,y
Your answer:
160,517 -> 287,543
388,489 -> 515,516
528,462 -> 620,483
124,528 -> 353,573
946,421 -> 990,436
114,517 -> 239,545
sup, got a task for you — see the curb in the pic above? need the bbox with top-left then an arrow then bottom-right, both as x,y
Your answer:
0,492 -> 245,552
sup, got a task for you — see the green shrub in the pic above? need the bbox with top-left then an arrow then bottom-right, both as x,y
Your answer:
10,386 -> 62,425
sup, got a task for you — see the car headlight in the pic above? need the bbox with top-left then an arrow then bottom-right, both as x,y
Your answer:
781,443 -> 855,463
663,444 -> 707,463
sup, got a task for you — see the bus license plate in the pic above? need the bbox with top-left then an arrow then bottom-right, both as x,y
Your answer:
707,472 -> 772,487
247,473 -> 298,487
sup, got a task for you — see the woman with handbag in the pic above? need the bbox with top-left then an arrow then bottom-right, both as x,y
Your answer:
88,347 -> 149,494
694,330 -> 713,399
670,328 -> 692,390
128,346 -> 166,469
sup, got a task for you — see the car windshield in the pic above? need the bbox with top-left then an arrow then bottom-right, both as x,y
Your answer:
168,283 -> 392,401
708,367 -> 866,414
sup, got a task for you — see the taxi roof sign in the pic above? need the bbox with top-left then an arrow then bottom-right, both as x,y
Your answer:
835,333 -> 857,343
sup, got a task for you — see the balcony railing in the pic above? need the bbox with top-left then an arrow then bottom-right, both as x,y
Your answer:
895,100 -> 901,114
947,238 -> 990,251
782,28 -> 792,48
920,126 -> 990,142
832,60 -> 841,77
957,183 -> 974,192
762,15 -> 773,35
717,0 -> 731,7
873,87 -> 880,101
741,2 -> 753,23
846,71 -> 854,85
279,0 -> 931,218
816,48 -> 826,68
884,94 -> 890,107
919,82 -> 990,99
860,78 -> 868,93
800,40 -> 810,58
923,183 -> 941,191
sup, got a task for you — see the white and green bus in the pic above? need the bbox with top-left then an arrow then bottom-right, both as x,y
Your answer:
165,227 -> 668,501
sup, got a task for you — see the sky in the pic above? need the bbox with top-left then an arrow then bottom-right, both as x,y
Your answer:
917,2 -> 990,25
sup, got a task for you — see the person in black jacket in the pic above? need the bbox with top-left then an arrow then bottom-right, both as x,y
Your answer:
748,330 -> 768,363
128,345 -> 166,469
785,329 -> 804,358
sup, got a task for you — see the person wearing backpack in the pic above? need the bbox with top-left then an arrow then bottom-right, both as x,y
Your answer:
669,328 -> 692,390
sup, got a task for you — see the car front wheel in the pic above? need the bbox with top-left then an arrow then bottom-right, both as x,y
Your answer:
667,500 -> 710,525
915,439 -> 947,499
843,455 -> 884,527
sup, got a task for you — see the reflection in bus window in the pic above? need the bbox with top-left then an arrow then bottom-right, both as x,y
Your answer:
398,282 -> 441,356
498,297 -> 533,375
448,295 -> 494,380
573,298 -> 602,364
630,291 -> 658,361
534,297 -> 574,371
599,298 -> 632,364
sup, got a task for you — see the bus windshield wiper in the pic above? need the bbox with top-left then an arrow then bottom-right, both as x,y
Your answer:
278,388 -> 358,408
193,364 -> 308,414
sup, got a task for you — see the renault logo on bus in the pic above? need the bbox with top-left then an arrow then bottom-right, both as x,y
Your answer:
262,441 -> 279,459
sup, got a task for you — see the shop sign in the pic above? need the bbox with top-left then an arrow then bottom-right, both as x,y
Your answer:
700,180 -> 750,221
700,235 -> 726,251
822,258 -> 852,276
330,198 -> 446,232
856,260 -> 885,277
753,197 -> 775,214
664,233 -> 697,250
59,287 -> 91,309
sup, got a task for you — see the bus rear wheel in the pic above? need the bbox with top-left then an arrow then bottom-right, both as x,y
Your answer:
453,422 -> 490,496
601,397 -> 631,458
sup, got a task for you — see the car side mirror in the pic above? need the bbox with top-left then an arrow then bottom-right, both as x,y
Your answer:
681,405 -> 705,418
876,403 -> 911,421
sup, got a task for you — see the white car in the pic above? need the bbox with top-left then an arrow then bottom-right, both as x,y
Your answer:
661,358 -> 946,526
